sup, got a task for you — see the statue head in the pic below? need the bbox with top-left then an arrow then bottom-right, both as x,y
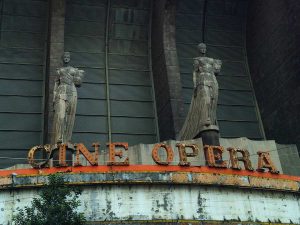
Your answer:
198,43 -> 206,55
63,52 -> 71,64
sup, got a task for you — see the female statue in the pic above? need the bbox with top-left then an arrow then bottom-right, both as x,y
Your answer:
52,52 -> 84,144
178,43 -> 222,140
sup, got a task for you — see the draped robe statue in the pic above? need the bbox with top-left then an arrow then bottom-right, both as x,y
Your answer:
52,52 -> 84,144
178,43 -> 222,140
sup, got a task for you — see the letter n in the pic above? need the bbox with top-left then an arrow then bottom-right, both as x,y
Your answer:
74,143 -> 99,166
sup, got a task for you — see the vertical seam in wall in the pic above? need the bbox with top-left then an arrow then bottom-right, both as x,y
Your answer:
166,2 -> 176,138
42,0 -> 52,144
202,0 -> 208,42
243,1 -> 266,140
0,0 -> 3,41
162,3 -> 174,138
148,0 -> 160,142
105,0 -> 112,143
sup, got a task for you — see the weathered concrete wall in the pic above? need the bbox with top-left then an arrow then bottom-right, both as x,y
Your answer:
277,144 -> 300,176
3,170 -> 299,191
247,0 -> 300,152
1,183 -> 300,224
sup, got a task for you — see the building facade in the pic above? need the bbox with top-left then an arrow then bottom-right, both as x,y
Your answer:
2,0 -> 298,169
0,1 -> 300,224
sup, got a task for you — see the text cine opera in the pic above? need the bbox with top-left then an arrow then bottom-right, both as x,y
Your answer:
27,142 -> 279,174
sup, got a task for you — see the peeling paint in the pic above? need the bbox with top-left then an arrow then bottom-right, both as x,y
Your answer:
0,176 -> 11,186
0,171 -> 299,193
196,192 -> 206,220
192,173 -> 250,187
249,177 -> 299,191
171,173 -> 189,183
0,168 -> 300,224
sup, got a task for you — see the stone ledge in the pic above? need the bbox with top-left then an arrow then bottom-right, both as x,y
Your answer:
0,166 -> 299,193
84,221 -> 295,225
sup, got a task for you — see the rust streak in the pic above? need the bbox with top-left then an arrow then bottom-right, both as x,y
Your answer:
249,176 -> 299,191
171,173 -> 189,183
192,173 -> 250,187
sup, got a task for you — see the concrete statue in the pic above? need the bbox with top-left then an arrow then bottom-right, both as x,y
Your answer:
52,52 -> 84,144
178,43 -> 222,144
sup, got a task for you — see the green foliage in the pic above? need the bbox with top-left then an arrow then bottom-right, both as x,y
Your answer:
13,173 -> 86,225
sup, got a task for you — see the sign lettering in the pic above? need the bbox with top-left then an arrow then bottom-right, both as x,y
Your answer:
27,142 -> 279,174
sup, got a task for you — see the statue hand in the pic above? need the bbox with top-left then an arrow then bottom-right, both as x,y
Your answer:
214,59 -> 222,73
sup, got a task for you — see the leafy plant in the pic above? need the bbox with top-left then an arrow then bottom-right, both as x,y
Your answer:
13,173 -> 86,225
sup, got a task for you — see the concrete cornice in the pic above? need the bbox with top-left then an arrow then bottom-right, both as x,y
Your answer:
1,165 -> 299,193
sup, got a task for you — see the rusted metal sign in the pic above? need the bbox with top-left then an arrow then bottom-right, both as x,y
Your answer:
27,142 -> 279,174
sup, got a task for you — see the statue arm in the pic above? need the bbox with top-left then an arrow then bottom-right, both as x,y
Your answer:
193,59 -> 199,88
193,72 -> 197,88
53,69 -> 61,108
53,80 -> 59,110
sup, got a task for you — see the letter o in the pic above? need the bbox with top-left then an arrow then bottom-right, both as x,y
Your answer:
152,143 -> 174,165
28,145 -> 51,169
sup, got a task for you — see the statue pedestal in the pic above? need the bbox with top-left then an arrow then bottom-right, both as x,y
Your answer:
195,125 -> 220,146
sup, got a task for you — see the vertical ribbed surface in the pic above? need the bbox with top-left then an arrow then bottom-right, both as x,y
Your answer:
0,0 -> 48,167
64,0 -> 158,146
64,0 -> 109,145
